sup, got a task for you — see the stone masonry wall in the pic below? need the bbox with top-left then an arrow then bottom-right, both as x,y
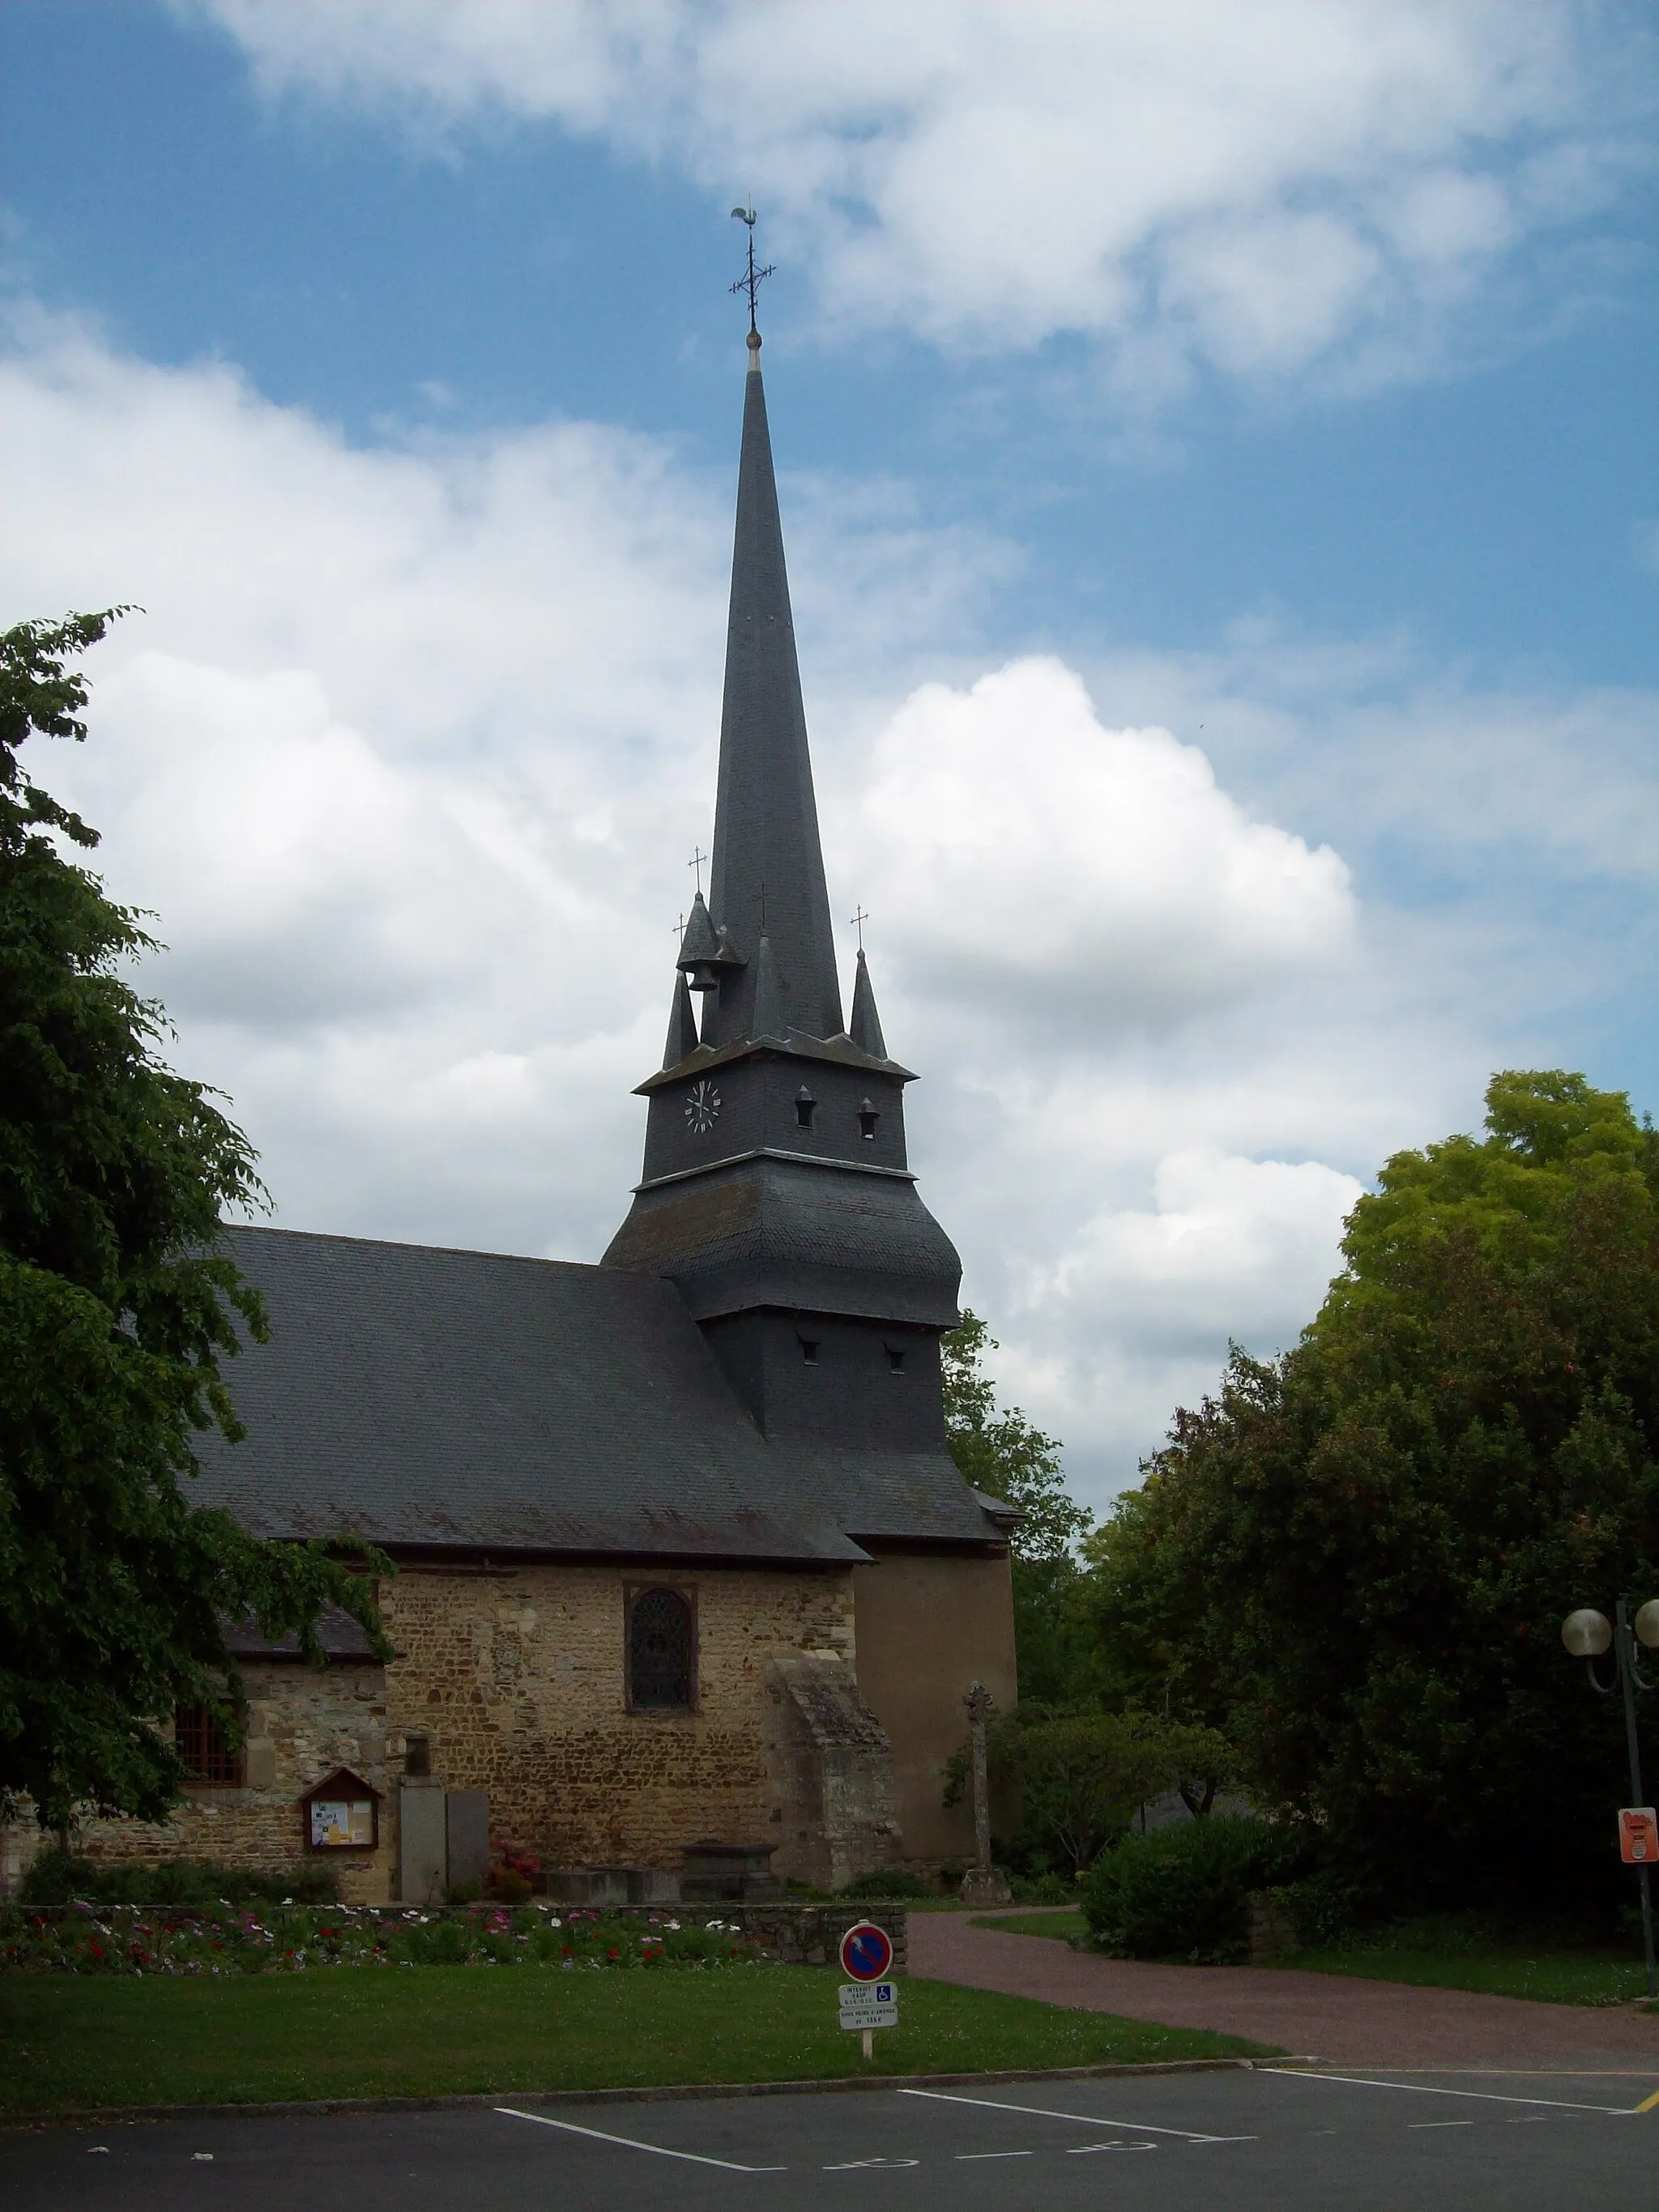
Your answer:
69,1660 -> 391,1904
37,1560 -> 868,1906
382,1561 -> 857,1880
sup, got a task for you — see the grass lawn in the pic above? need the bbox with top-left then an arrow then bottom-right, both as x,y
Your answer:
972,1911 -> 1088,1942
971,1907 -> 1656,2007
1279,1938 -> 1655,2007
0,1967 -> 1270,2114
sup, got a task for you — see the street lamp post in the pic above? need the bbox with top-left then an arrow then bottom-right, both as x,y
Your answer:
1561,1596 -> 1659,2001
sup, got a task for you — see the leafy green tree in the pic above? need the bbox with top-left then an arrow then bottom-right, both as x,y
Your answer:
0,611 -> 387,1832
948,1705 -> 1238,1873
942,1310 -> 1094,1703
1090,1072 -> 1659,1906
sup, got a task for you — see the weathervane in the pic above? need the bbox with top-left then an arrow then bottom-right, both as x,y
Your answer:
729,203 -> 774,335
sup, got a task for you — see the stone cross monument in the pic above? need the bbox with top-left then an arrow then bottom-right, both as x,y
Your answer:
957,1681 -> 1012,1905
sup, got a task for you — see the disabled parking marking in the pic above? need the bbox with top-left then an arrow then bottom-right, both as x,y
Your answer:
898,2085 -> 1247,2142
494,2107 -> 786,2171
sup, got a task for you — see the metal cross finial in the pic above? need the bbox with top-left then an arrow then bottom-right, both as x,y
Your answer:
729,204 -> 774,334
688,846 -> 708,897
670,912 -> 685,940
850,905 -> 869,951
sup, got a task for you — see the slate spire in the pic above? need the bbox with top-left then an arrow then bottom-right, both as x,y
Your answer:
703,335 -> 845,1047
847,947 -> 887,1060
663,970 -> 701,1068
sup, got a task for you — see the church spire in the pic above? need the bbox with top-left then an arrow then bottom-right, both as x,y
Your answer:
702,336 -> 845,1048
848,947 -> 887,1059
662,970 -> 700,1068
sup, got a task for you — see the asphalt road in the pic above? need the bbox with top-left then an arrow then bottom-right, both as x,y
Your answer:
6,2067 -> 1659,2211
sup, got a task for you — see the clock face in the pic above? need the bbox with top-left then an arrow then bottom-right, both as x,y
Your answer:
684,1080 -> 722,1136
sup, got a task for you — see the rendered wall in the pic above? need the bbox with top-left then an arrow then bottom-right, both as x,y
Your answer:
851,1549 -> 1017,1865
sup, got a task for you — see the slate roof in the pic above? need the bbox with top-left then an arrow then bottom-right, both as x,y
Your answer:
192,1225 -> 998,1562
223,1603 -> 378,1662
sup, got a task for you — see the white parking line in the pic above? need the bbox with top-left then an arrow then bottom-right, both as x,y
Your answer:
953,2150 -> 1032,2160
898,2086 -> 1242,2143
494,2107 -> 786,2171
1256,2069 -> 1633,2116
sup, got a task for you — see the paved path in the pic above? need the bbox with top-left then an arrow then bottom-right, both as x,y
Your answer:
908,1912 -> 1659,2069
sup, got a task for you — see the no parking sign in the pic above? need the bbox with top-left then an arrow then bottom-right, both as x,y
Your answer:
838,1922 -> 897,2053
838,1921 -> 894,1981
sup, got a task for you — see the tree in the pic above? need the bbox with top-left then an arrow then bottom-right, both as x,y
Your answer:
941,1310 -> 1094,1704
0,611 -> 386,1831
948,1705 -> 1238,1873
1090,1072 -> 1659,1907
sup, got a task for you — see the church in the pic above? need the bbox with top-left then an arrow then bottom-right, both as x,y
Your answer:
65,323 -> 1017,1906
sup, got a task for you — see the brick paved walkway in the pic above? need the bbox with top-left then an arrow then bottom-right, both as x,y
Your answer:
909,1911 -> 1659,2069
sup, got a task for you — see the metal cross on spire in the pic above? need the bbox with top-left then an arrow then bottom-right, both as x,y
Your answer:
850,905 -> 869,951
729,203 -> 774,334
688,846 -> 708,897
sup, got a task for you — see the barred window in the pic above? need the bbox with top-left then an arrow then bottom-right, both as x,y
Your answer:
627,1586 -> 694,1712
175,1703 -> 241,1784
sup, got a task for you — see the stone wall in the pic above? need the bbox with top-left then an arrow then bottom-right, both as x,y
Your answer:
36,1551 -> 998,1904
766,1654 -> 902,1890
69,1660 -> 392,1904
379,1561 -> 859,1884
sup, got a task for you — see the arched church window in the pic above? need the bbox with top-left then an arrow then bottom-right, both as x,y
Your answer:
627,1585 -> 695,1712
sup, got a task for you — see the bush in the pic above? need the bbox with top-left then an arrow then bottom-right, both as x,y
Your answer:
1266,1870 -> 1361,1950
1081,1817 -> 1316,1963
0,1903 -> 769,1975
18,1850 -> 338,1909
838,1868 -> 939,1900
1011,1871 -> 1074,1904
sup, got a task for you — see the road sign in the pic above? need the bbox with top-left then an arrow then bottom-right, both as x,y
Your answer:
1620,1807 -> 1659,1864
838,1980 -> 898,2030
838,1921 -> 894,1981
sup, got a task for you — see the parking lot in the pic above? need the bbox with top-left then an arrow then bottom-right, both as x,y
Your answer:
6,2065 -> 1659,2212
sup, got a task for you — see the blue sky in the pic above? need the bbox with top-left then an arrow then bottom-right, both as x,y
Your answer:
3,0 -> 1657,1498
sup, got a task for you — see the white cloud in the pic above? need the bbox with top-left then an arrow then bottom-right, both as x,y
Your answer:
1000,1148 -> 1366,1455
7,305 -> 1657,1504
194,0 -> 1647,399
851,658 -> 1352,1028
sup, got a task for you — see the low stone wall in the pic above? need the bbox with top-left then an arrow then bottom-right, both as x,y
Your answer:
722,1903 -> 907,1971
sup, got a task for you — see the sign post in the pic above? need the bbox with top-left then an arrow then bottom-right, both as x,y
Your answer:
838,1921 -> 897,2061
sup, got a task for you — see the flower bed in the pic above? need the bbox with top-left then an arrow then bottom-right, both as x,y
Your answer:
0,1903 -> 765,1977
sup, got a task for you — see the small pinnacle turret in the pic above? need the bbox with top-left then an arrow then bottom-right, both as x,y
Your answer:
848,948 -> 887,1060
749,931 -> 787,1043
663,971 -> 701,1068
